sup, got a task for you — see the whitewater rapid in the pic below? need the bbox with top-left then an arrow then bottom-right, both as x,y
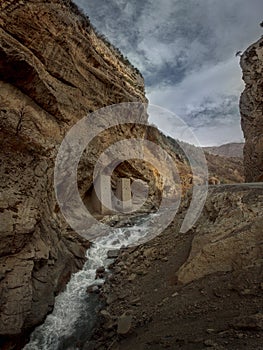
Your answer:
23,214 -> 156,350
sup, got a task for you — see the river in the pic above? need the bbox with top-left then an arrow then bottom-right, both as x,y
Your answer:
23,214 -> 157,350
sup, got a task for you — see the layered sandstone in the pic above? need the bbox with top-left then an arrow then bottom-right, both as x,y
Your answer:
240,36 -> 263,182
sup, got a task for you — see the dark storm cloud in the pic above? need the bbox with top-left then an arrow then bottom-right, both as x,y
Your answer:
75,0 -> 263,145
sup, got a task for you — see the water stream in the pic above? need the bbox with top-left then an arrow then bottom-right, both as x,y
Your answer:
23,214 -> 156,350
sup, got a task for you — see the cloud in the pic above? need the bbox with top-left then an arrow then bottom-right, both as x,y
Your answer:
75,0 -> 263,145
147,57 -> 245,145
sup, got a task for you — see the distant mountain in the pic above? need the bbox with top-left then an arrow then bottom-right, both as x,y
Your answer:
203,142 -> 244,158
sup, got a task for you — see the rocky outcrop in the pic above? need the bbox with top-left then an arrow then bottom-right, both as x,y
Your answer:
240,37 -> 263,182
0,0 -> 148,346
177,184 -> 263,284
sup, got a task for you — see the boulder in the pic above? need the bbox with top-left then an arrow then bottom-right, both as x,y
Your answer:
107,250 -> 120,259
86,285 -> 101,294
117,314 -> 133,335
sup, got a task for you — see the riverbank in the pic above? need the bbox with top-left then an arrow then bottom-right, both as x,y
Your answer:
88,185 -> 263,350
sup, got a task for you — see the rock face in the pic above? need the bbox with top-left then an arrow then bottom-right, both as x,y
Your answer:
240,37 -> 263,182
0,0 -> 147,346
177,184 -> 263,284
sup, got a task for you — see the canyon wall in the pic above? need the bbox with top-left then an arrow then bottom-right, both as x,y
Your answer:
240,36 -> 263,182
0,0 -> 148,346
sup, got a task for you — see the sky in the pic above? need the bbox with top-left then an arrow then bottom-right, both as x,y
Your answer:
75,0 -> 263,146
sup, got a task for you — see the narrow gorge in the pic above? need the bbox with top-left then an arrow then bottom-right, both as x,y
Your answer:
0,1 -> 262,350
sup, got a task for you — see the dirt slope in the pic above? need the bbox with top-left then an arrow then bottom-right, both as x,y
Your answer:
90,184 -> 263,350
